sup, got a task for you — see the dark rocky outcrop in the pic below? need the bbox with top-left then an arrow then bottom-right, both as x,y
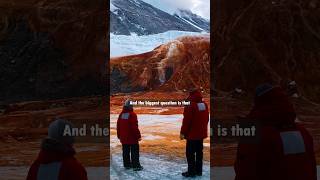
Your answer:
212,0 -> 320,102
0,0 -> 107,103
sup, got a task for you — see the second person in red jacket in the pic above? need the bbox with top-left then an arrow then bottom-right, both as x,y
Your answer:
27,118 -> 87,180
180,89 -> 209,177
234,84 -> 317,180
117,100 -> 143,171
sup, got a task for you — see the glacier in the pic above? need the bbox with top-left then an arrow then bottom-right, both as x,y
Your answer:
110,31 -> 207,57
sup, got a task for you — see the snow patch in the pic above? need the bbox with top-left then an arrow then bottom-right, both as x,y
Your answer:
110,114 -> 210,134
141,0 -> 179,16
167,41 -> 180,58
156,108 -> 169,113
110,1 -> 118,12
175,16 -> 204,32
143,134 -> 165,141
111,134 -> 120,148
157,63 -> 166,85
157,40 -> 182,85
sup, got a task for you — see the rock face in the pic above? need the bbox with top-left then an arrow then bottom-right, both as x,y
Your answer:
212,0 -> 320,102
110,0 -> 209,35
0,0 -> 106,103
110,35 -> 210,94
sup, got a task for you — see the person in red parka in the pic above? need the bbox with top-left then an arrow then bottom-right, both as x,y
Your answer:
117,99 -> 143,171
27,118 -> 87,180
234,84 -> 317,180
180,89 -> 209,177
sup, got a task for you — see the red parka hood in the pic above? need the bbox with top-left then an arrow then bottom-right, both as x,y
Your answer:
188,90 -> 203,103
248,87 -> 296,126
36,138 -> 76,164
121,108 -> 133,113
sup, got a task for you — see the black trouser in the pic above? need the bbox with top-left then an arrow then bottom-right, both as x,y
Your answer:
186,140 -> 203,174
122,144 -> 141,168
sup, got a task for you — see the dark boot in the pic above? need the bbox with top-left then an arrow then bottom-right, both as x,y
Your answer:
195,171 -> 202,176
182,171 -> 196,177
125,164 -> 132,170
133,166 -> 144,171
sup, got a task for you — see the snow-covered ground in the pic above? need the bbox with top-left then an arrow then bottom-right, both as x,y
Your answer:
110,114 -> 183,131
110,31 -> 207,57
110,114 -> 209,133
110,114 -> 211,179
111,153 -> 209,180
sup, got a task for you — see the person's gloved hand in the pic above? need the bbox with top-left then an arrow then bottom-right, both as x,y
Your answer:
180,134 -> 185,140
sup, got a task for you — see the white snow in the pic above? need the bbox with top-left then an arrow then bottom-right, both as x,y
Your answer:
110,114 -> 183,130
142,134 -> 165,140
167,41 -> 180,58
111,153 -> 210,180
203,143 -> 210,147
111,114 -> 212,179
110,0 -> 118,12
141,0 -> 179,16
110,114 -> 186,148
155,108 -> 169,113
110,31 -> 205,57
111,134 -> 119,148
175,15 -> 205,31
157,63 -> 166,85
110,114 -> 210,131
157,43 -> 181,85
141,0 -> 210,20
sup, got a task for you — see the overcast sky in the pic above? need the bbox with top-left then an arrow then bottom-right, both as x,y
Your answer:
142,0 -> 210,20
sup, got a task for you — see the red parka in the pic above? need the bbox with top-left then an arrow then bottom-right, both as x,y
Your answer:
117,109 -> 141,144
234,87 -> 317,180
180,90 -> 209,140
27,141 -> 87,180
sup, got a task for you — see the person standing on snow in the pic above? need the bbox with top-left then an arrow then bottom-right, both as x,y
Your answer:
27,118 -> 87,180
117,100 -> 143,171
234,84 -> 317,180
180,89 -> 209,177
